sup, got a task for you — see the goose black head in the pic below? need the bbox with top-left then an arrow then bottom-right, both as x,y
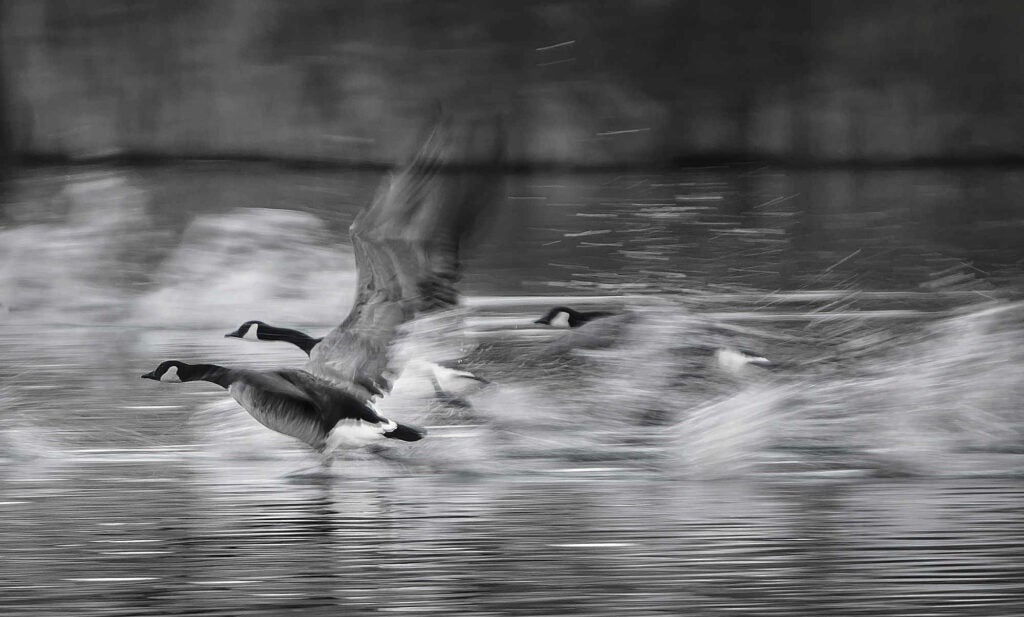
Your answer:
534,306 -> 580,328
141,360 -> 194,383
225,320 -> 266,341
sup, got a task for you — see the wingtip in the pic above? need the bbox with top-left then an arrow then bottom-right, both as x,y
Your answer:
409,110 -> 506,169
408,108 -> 455,168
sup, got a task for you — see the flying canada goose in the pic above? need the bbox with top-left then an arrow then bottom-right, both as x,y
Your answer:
141,360 -> 424,459
533,305 -> 770,372
294,116 -> 503,399
224,319 -> 490,399
141,116 -> 504,457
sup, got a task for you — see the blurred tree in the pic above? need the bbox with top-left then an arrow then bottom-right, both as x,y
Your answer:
5,0 -> 1024,165
0,7 -> 11,183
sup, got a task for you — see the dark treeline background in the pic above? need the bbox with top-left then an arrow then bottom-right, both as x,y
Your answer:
1,0 -> 1023,167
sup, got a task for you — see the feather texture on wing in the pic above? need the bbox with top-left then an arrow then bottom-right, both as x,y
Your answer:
227,369 -> 385,450
228,379 -> 328,449
309,116 -> 505,393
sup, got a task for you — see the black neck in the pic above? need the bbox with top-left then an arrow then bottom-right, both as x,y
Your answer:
261,326 -> 322,356
181,364 -> 234,388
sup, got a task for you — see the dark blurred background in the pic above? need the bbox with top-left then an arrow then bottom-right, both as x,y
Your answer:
2,0 -> 1024,168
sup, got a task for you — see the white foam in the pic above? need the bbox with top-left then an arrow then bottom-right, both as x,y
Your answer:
325,418 -> 392,451
714,348 -> 769,374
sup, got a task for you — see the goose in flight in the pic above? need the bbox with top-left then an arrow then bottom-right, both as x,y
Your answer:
141,117 -> 504,457
299,116 -> 503,399
224,319 -> 490,400
142,361 -> 424,459
533,305 -> 770,373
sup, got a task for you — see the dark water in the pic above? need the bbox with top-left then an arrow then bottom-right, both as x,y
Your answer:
2,166 -> 1024,615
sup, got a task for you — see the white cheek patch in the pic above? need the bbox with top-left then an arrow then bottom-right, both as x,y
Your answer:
242,324 -> 260,341
550,312 -> 571,328
160,366 -> 182,383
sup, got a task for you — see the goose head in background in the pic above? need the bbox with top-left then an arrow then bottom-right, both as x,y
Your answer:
225,320 -> 322,355
534,306 -> 617,329
530,305 -> 773,374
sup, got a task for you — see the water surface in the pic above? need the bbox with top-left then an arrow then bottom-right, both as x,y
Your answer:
1,166 -> 1023,615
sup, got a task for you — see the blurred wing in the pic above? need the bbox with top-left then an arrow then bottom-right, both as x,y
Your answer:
272,368 -> 381,425
310,115 -> 505,391
244,370 -> 318,403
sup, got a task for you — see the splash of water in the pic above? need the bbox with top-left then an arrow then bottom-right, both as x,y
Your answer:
133,208 -> 357,327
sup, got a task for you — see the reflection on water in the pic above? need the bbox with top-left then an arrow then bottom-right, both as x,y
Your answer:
3,468 -> 1024,616
2,166 -> 1024,615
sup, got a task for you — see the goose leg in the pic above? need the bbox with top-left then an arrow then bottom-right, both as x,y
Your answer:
285,449 -> 335,478
367,444 -> 417,467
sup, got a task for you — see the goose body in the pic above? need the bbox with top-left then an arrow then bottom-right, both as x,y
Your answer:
142,360 -> 423,453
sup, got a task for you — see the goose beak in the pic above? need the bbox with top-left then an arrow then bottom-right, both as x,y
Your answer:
224,330 -> 242,338
141,371 -> 158,380
533,318 -> 548,325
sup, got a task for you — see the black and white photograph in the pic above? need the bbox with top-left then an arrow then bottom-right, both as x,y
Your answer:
1,1 -> 1023,615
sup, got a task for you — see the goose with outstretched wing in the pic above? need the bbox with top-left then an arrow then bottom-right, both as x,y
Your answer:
142,118 -> 504,460
142,360 -> 425,457
225,319 -> 491,401
305,117 -> 504,398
